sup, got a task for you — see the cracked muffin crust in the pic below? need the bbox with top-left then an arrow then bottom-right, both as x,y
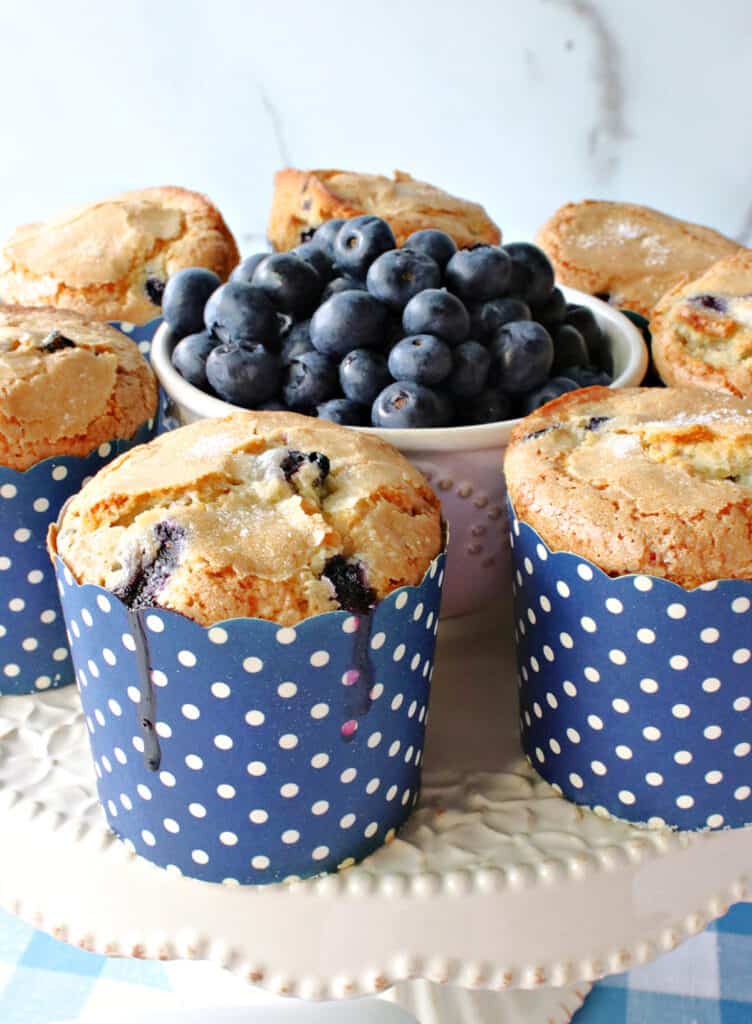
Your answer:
505,386 -> 752,588
268,168 -> 501,251
0,306 -> 157,470
652,250 -> 752,397
50,411 -> 442,627
534,200 -> 740,318
0,187 -> 239,325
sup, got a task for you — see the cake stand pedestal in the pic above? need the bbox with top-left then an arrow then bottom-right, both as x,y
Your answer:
3,602 -> 750,1024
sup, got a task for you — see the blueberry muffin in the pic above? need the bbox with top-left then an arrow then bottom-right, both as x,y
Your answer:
535,200 -> 740,318
651,249 -> 752,396
505,385 -> 752,587
0,187 -> 239,325
50,411 -> 443,626
0,306 -> 157,470
269,168 -> 501,251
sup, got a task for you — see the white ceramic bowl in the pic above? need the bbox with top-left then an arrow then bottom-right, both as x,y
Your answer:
151,287 -> 648,617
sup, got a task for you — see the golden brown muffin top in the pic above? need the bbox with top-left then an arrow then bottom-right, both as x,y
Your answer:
0,305 -> 157,470
0,186 -> 239,325
51,411 -> 443,627
505,386 -> 752,587
535,200 -> 741,317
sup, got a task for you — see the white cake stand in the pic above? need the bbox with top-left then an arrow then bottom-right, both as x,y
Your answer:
2,601 -> 750,1024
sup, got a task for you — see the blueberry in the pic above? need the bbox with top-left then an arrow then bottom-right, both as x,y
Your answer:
322,556 -> 376,614
552,324 -> 590,373
388,335 -> 453,386
204,281 -> 278,346
366,249 -> 441,311
113,521 -> 185,611
403,229 -> 457,270
333,216 -> 396,278
532,287 -> 567,328
339,349 -> 392,405
163,267 -> 222,338
371,381 -> 444,429
290,241 -> 335,282
559,364 -> 612,387
310,290 -> 389,358
312,218 -> 346,260
564,303 -> 604,361
283,350 -> 339,410
402,288 -> 469,346
489,321 -> 554,393
520,376 -> 580,415
280,319 -> 314,366
468,297 -> 532,341
205,343 -> 280,407
504,242 -> 555,305
230,253 -> 268,285
251,253 -> 322,318
145,276 -> 166,306
171,330 -> 218,390
317,398 -> 369,426
457,389 -> 512,425
259,400 -> 287,411
280,450 -> 331,485
40,331 -> 76,353
322,275 -> 368,301
445,245 -> 511,303
446,340 -> 491,399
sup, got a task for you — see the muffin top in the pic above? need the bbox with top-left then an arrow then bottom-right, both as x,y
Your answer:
535,200 -> 740,318
0,306 -> 157,470
505,386 -> 752,587
52,411 -> 443,627
652,249 -> 752,397
0,186 -> 239,325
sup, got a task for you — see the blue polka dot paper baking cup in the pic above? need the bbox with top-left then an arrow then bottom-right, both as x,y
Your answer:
0,420 -> 157,696
509,502 -> 752,832
110,318 -> 162,363
51,551 -> 445,884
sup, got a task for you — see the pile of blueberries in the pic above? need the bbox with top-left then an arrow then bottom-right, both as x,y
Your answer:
164,216 -> 612,428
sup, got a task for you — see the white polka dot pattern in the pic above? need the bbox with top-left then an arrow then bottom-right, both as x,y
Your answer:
52,544 -> 446,884
510,505 -> 752,831
0,418 -> 157,694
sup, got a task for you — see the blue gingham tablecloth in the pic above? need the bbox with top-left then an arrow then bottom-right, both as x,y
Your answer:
1,902 -> 751,1023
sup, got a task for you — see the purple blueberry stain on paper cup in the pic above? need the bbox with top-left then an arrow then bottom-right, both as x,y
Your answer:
52,549 -> 445,884
509,501 -> 752,832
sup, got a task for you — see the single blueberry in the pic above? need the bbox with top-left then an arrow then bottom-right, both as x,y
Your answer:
585,415 -> 611,431
333,216 -> 396,278
40,330 -> 76,354
283,350 -> 339,410
317,398 -> 369,426
205,343 -> 280,407
366,249 -> 442,311
322,556 -> 376,614
280,319 -> 314,366
403,229 -> 457,270
371,381 -> 444,429
433,389 -> 455,427
489,321 -> 554,393
339,349 -> 392,405
446,341 -> 491,399
171,330 -> 218,390
519,376 -> 580,415
552,324 -> 590,373
114,521 -> 185,610
564,303 -> 604,362
312,218 -> 346,260
445,245 -> 512,303
145,276 -> 166,306
388,335 -> 453,387
322,275 -> 368,301
204,281 -> 278,346
504,242 -> 555,305
290,240 -> 335,283
310,290 -> 389,358
402,288 -> 470,346
230,253 -> 269,286
163,267 -> 222,338
280,450 -> 331,485
456,389 -> 512,425
532,287 -> 567,328
469,297 -> 531,342
251,252 -> 323,318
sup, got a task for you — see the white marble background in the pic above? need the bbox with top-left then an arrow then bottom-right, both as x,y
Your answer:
1,0 -> 750,252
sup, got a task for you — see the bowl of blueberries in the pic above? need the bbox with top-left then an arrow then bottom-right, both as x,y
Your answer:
151,216 -> 647,617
